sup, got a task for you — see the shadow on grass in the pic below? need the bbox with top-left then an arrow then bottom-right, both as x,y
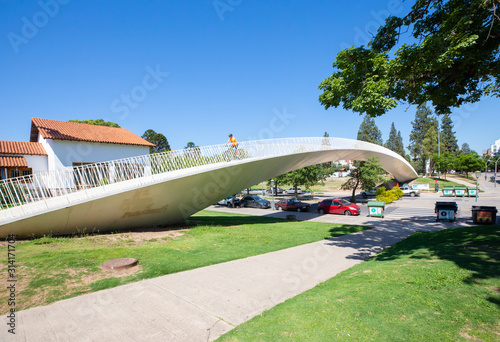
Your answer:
325,222 -> 499,306
186,214 -> 286,227
374,225 -> 500,283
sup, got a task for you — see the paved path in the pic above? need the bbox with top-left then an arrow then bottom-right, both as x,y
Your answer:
1,190 -> 497,342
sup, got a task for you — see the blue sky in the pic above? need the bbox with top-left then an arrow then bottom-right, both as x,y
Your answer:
1,0 -> 498,153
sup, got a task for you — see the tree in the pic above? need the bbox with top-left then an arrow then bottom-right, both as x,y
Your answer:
384,122 -> 405,157
455,153 -> 485,178
357,115 -> 383,145
142,129 -> 170,154
422,119 -> 439,173
433,152 -> 456,179
395,131 -> 405,157
460,143 -> 472,155
409,105 -> 438,173
318,0 -> 500,116
440,114 -> 458,154
184,142 -> 201,158
278,164 -> 330,198
68,119 -> 120,127
341,157 -> 383,202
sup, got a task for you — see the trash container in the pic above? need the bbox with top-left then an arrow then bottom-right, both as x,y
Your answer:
471,206 -> 497,225
442,186 -> 454,197
435,202 -> 458,222
367,201 -> 385,218
454,186 -> 466,197
467,187 -> 477,197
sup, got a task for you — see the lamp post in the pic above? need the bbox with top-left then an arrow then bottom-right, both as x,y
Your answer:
484,156 -> 491,180
270,179 -> 275,210
494,156 -> 500,187
475,170 -> 481,202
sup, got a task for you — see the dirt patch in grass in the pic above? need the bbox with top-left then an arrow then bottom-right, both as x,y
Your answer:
88,229 -> 187,247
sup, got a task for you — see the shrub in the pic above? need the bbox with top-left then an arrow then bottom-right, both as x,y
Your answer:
376,187 -> 399,204
376,186 -> 386,196
392,186 -> 404,199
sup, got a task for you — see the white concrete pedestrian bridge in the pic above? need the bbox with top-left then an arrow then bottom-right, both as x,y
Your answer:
0,137 -> 417,238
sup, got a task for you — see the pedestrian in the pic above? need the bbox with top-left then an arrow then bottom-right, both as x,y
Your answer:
225,134 -> 239,156
435,179 -> 439,193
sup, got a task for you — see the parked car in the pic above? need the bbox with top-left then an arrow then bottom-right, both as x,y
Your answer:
360,189 -> 376,198
400,184 -> 420,197
266,187 -> 284,195
317,198 -> 360,216
275,198 -> 310,212
284,187 -> 302,195
216,196 -> 241,207
240,196 -> 271,209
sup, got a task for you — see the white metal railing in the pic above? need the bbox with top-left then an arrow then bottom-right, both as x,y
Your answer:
0,137 -> 408,222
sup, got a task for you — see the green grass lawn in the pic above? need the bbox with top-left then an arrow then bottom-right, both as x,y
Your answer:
0,210 -> 369,314
413,177 -> 474,188
217,225 -> 500,342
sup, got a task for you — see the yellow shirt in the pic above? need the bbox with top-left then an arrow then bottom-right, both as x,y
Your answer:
228,136 -> 238,145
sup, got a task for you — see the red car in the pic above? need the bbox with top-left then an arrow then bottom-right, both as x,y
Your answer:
317,198 -> 360,216
275,198 -> 310,212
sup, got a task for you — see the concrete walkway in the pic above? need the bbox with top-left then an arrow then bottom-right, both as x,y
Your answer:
1,214 -> 478,342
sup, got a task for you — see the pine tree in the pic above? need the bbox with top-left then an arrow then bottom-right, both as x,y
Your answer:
384,122 -> 405,157
357,115 -> 383,145
422,119 -> 439,172
460,143 -> 471,155
440,113 -> 458,154
384,122 -> 397,151
409,105 -> 437,173
395,130 -> 405,157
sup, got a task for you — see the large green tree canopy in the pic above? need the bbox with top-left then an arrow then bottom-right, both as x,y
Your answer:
318,0 -> 500,116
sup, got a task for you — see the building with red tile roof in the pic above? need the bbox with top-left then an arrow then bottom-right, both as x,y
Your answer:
1,118 -> 155,180
30,118 -> 154,147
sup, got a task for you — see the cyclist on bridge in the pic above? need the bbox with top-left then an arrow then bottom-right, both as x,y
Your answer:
225,134 -> 239,157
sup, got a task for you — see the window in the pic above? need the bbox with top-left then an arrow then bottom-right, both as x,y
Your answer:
5,168 -> 32,181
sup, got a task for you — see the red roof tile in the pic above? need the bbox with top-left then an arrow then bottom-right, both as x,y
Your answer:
0,156 -> 28,167
30,118 -> 155,147
0,141 -> 47,155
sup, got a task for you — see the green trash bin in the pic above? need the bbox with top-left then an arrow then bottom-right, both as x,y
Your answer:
367,201 -> 385,218
442,186 -> 454,197
467,187 -> 477,197
454,186 -> 466,197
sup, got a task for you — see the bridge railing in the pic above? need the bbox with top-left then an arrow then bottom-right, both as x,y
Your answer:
0,137 -> 365,220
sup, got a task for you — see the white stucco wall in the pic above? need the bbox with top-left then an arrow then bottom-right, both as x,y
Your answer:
24,155 -> 48,173
38,137 -> 150,170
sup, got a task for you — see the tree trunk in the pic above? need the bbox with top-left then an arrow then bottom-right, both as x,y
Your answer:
351,178 -> 359,202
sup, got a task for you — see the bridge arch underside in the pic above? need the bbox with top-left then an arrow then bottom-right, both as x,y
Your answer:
0,148 -> 416,238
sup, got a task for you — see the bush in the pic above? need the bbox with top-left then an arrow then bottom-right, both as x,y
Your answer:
376,187 -> 400,204
392,186 -> 404,199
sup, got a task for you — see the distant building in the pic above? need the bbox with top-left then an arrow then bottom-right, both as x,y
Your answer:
491,139 -> 500,157
482,149 -> 491,157
1,118 -> 154,180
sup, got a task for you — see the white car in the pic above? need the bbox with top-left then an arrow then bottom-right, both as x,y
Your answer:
400,184 -> 420,197
216,196 -> 241,207
285,187 -> 302,194
360,189 -> 376,198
